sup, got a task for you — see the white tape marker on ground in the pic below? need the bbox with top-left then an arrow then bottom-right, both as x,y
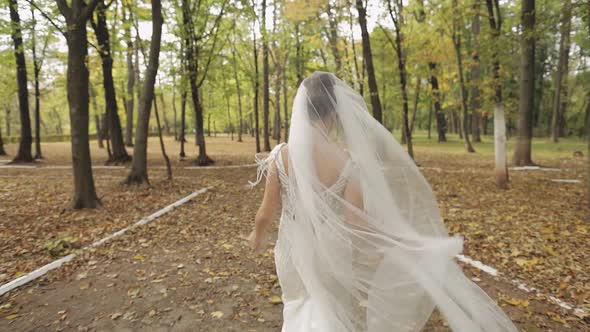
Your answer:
183,163 -> 257,170
510,166 -> 561,172
0,165 -> 36,169
551,179 -> 581,184
0,164 -> 257,170
0,187 -> 209,297
456,254 -> 587,317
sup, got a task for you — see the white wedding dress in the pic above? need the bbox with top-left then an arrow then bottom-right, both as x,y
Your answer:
271,142 -> 354,331
252,72 -> 518,332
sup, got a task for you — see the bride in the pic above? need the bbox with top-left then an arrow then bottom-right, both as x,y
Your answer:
247,72 -> 518,332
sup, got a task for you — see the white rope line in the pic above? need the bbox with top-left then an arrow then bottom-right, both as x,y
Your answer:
510,166 -> 561,172
550,179 -> 581,184
0,187 -> 210,297
0,164 -> 257,170
455,254 -> 587,317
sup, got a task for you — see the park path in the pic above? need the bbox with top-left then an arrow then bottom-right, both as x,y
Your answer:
0,166 -> 588,331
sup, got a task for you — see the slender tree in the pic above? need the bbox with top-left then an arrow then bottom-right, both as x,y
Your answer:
385,0 -> 413,158
348,4 -> 363,96
125,0 -> 163,184
261,0 -> 271,151
9,0 -> 33,163
179,39 -> 187,158
158,92 -> 170,135
5,106 -> 10,137
231,23 -> 244,142
282,55 -> 289,142
417,7 -> 447,143
252,18 -> 261,152
123,3 -> 135,147
513,0 -> 536,166
470,0 -> 482,143
486,0 -> 509,189
0,126 -> 5,155
355,0 -> 382,123
91,0 -> 130,164
451,0 -> 475,153
550,0 -> 572,142
294,23 -> 304,86
326,0 -> 342,77
429,63 -> 447,142
30,5 -> 45,159
153,97 -> 172,180
181,0 -> 224,165
586,0 -> 590,210
171,67 -> 178,140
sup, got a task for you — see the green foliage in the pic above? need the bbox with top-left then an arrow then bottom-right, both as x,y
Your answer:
43,236 -> 79,257
0,0 -> 588,142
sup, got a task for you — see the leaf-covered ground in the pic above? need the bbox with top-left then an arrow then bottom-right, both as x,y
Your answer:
0,136 -> 588,331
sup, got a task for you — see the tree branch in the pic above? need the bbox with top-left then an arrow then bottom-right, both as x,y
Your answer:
26,0 -> 65,35
378,24 -> 398,52
80,0 -> 102,22
197,0 -> 228,87
55,0 -> 70,19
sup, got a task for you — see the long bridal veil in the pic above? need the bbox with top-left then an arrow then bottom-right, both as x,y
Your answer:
258,72 -> 518,332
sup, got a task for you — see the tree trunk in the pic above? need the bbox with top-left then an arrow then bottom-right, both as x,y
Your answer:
101,113 -> 112,160
231,25 -> 243,142
273,68 -> 281,143
327,1 -> 342,76
90,84 -> 104,148
587,0 -> 590,211
125,0 -> 163,184
64,20 -> 100,208
428,62 -> 447,142
470,0 -> 482,143
158,93 -> 170,135
294,23 -> 304,87
410,78 -> 420,135
207,113 -> 211,137
348,5 -> 363,96
386,0 -> 412,157
452,0 -> 475,153
182,0 -> 211,166
178,36 -> 187,158
153,98 -> 172,180
356,0 -> 382,123
179,88 -> 187,158
253,25 -> 261,153
222,73 -> 234,141
550,0 -> 572,142
513,0 -> 536,166
5,106 -> 10,137
189,72 -> 209,165
486,0 -> 509,189
30,6 -> 43,159
9,0 -> 33,163
172,71 -> 178,140
123,4 -> 134,147
0,125 -> 6,155
283,57 -> 289,142
92,0 -> 130,164
262,0 -> 271,151
427,98 -> 432,139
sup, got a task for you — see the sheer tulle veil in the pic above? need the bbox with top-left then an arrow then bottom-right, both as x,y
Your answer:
253,72 -> 518,332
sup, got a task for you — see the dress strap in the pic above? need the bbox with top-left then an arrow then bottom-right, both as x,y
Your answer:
248,143 -> 287,188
